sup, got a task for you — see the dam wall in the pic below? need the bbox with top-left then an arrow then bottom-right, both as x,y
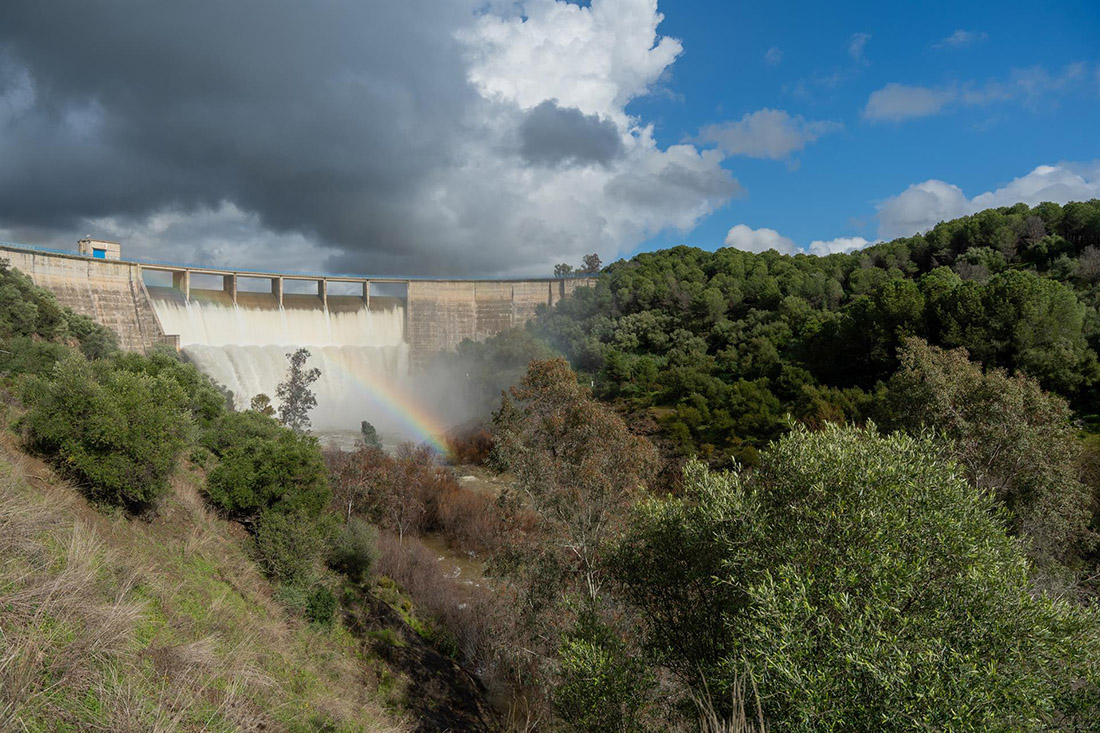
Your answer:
0,243 -> 595,363
0,245 -> 175,352
405,277 -> 592,366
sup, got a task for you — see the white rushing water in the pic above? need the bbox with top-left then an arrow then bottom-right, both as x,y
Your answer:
152,299 -> 427,436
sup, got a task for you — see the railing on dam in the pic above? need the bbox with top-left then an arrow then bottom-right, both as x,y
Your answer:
0,239 -> 594,283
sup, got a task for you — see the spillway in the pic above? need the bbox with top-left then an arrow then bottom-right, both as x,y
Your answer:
151,297 -> 430,438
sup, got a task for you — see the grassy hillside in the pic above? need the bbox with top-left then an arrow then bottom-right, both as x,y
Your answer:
0,430 -> 402,732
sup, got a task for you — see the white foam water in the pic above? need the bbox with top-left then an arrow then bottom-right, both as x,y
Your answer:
151,299 -> 422,436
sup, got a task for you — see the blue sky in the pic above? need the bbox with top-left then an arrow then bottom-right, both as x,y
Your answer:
632,0 -> 1100,255
0,0 -> 1097,274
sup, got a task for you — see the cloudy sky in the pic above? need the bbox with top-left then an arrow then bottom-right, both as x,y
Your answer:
0,0 -> 1097,275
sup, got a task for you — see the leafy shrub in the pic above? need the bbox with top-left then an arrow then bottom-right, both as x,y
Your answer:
187,446 -> 214,469
66,311 -> 118,359
611,424 -> 1100,730
553,605 -> 652,733
19,354 -> 189,510
444,425 -> 494,465
328,518 -> 378,581
0,259 -> 118,358
0,336 -> 74,378
202,409 -> 284,454
305,586 -> 337,626
112,347 -> 230,427
205,413 -> 330,520
253,509 -> 327,586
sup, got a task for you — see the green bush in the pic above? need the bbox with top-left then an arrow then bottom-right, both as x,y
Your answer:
611,424 -> 1100,731
327,518 -> 378,581
66,311 -> 119,359
112,347 -> 229,427
205,413 -> 330,520
0,336 -> 74,377
202,409 -> 284,454
253,509 -> 327,585
19,354 -> 189,510
0,259 -> 118,358
553,605 -> 652,733
305,586 -> 337,627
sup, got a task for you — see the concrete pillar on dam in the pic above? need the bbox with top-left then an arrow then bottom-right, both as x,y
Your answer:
172,270 -> 190,302
363,280 -> 370,309
222,274 -> 237,305
271,276 -> 283,308
318,279 -> 328,310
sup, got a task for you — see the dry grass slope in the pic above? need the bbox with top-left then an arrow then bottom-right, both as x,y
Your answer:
0,436 -> 405,733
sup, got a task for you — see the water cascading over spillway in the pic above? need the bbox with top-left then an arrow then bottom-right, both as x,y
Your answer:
152,298 -> 430,440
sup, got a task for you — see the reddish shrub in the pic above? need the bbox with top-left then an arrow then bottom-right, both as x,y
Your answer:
445,426 -> 495,466
325,444 -> 510,552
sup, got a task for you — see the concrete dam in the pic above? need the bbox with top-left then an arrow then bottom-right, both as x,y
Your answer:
1,241 -> 595,438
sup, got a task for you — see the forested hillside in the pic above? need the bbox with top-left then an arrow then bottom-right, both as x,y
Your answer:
526,200 -> 1100,465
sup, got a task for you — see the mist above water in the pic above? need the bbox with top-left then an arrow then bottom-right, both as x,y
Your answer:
151,299 -> 463,441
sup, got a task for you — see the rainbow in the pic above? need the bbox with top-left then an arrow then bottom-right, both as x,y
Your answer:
323,348 -> 453,453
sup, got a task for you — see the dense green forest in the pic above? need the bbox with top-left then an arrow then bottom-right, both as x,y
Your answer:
518,199 -> 1100,465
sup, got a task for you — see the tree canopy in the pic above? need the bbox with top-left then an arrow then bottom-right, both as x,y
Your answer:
518,200 -> 1100,465
610,424 -> 1100,731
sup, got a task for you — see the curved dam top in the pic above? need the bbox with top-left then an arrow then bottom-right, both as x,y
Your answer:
0,240 -> 597,367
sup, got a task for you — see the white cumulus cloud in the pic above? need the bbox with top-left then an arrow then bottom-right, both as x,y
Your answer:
877,162 -> 1100,239
863,83 -> 955,121
724,225 -> 874,257
695,108 -> 842,160
808,236 -> 871,256
724,224 -> 799,254
462,0 -> 682,121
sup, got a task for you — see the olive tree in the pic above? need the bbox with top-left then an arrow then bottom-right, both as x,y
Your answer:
610,424 -> 1100,731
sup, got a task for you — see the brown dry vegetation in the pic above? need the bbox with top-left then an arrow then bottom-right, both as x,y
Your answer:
0,432 -> 405,733
328,445 -> 520,553
444,426 -> 495,466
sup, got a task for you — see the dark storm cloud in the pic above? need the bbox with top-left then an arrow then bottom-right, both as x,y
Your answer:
518,100 -> 624,167
0,1 -> 738,275
0,1 -> 485,269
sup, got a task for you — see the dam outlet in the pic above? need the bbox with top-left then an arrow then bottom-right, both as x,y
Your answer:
150,296 -> 431,440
